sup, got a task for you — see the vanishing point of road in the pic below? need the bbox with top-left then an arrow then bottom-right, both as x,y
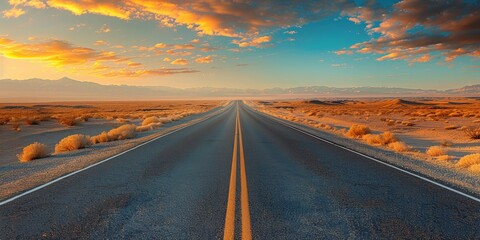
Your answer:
1,101 -> 479,239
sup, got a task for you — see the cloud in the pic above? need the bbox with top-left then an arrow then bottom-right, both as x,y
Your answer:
163,57 -> 171,62
331,63 -> 347,68
127,61 -> 142,67
9,0 -> 350,47
195,55 -> 213,64
344,0 -> 480,62
2,7 -> 26,18
171,58 -> 188,65
284,30 -> 297,35
154,43 -> 167,48
101,68 -> 198,77
334,49 -> 353,55
166,49 -> 192,56
411,54 -> 432,63
69,23 -> 86,31
233,36 -> 272,48
97,24 -> 111,33
94,40 -> 107,46
13,0 -> 46,8
0,37 -> 126,66
46,0 -> 130,19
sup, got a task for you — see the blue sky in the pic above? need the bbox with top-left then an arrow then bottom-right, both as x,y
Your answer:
0,0 -> 478,89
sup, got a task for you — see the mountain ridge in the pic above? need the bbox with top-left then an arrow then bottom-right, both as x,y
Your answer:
0,78 -> 478,102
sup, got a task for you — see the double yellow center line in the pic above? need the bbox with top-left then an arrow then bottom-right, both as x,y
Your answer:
224,105 -> 252,240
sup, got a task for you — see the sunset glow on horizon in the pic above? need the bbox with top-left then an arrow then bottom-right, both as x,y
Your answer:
0,0 -> 479,89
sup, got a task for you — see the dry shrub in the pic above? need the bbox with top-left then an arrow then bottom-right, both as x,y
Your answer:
426,146 -> 447,157
17,142 -> 48,162
91,131 -> 109,144
440,140 -> 453,147
362,131 -> 398,146
58,117 -> 78,126
444,125 -> 459,130
142,116 -> 160,126
55,134 -> 92,153
116,118 -> 129,123
463,126 -> 480,139
108,124 -> 136,140
11,122 -> 21,131
140,116 -> 162,131
437,155 -> 452,161
388,141 -> 410,152
135,125 -> 154,132
362,134 -> 384,145
0,117 -> 9,125
456,153 -> 480,168
469,164 -> 480,173
24,117 -> 40,125
401,121 -> 415,126
346,124 -> 371,138
91,124 -> 136,143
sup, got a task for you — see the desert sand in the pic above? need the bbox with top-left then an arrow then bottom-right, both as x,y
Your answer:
248,98 -> 480,175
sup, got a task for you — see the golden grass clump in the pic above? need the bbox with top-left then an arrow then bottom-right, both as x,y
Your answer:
346,124 -> 371,138
456,153 -> 480,168
388,141 -> 410,152
107,124 -> 136,140
142,116 -> 160,126
362,131 -> 398,146
91,124 -> 137,143
17,142 -> 49,162
55,134 -> 92,153
91,131 -> 109,144
426,146 -> 447,157
469,164 -> 480,173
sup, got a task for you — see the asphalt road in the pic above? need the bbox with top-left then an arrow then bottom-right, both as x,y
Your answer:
1,101 -> 479,239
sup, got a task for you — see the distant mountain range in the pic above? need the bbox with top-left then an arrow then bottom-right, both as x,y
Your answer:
0,77 -> 478,102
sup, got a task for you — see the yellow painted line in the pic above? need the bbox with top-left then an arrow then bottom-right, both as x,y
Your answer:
238,107 -> 252,240
224,103 -> 253,240
224,106 -> 239,240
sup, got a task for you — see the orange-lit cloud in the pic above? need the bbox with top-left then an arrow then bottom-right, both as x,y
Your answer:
0,37 -> 123,66
195,55 -> 213,64
2,7 -> 25,18
233,36 -> 272,48
335,50 -> 353,55
8,0 -> 341,47
0,37 -> 198,78
411,54 -> 432,63
46,0 -> 131,19
171,58 -> 188,65
94,40 -> 107,46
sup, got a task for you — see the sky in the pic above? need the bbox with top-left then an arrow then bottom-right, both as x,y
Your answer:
0,0 -> 478,90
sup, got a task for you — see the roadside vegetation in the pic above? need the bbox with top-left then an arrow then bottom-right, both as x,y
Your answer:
12,101 -> 223,163
249,98 -> 480,175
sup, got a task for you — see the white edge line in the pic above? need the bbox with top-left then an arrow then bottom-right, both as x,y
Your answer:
0,105 -> 232,206
246,105 -> 480,203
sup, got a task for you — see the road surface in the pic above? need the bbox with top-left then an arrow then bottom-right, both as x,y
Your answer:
1,101 -> 479,239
